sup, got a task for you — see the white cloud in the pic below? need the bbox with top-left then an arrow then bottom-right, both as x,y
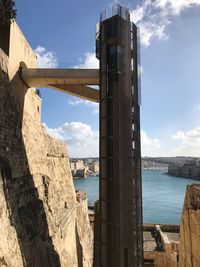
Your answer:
141,127 -> 200,157
130,0 -> 200,47
154,0 -> 200,15
44,121 -> 200,158
171,127 -> 200,156
44,123 -> 162,157
141,130 -> 161,156
198,105 -> 200,110
44,122 -> 99,158
34,46 -> 58,68
74,52 -> 99,69
141,126 -> 200,157
130,4 -> 145,23
69,97 -> 99,114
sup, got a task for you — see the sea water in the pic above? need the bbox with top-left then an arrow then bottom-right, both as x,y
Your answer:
74,170 -> 200,224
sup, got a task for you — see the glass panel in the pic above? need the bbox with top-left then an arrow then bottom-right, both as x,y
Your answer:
100,9 -> 107,22
107,45 -> 122,72
107,159 -> 113,177
131,84 -> 134,95
132,141 -> 135,149
107,78 -> 113,96
107,137 -> 113,157
131,58 -> 135,71
124,247 -> 129,267
107,98 -> 113,116
107,118 -> 113,136
107,22 -> 118,38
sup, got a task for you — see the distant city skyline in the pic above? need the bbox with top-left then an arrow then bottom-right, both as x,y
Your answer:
15,0 -> 200,157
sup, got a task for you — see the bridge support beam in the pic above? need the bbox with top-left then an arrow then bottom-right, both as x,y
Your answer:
20,67 -> 100,103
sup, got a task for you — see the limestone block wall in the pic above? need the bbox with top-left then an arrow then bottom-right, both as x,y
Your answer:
144,251 -> 177,267
0,22 -> 93,267
179,184 -> 200,267
8,21 -> 37,79
76,192 -> 93,267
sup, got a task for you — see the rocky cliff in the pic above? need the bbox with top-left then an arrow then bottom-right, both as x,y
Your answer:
179,184 -> 200,267
0,29 -> 93,266
168,161 -> 200,180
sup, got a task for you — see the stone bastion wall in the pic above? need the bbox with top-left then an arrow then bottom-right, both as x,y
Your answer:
0,21 -> 93,267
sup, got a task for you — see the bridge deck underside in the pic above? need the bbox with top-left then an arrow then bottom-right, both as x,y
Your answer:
21,68 -> 100,103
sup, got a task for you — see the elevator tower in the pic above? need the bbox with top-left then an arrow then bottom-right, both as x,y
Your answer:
96,5 -> 143,267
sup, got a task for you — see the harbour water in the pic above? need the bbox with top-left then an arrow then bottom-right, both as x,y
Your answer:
74,170 -> 200,224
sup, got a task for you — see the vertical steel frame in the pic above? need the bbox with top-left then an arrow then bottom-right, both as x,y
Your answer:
96,5 -> 143,267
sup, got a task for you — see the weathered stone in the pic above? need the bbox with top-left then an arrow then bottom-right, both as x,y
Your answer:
179,184 -> 200,267
0,21 -> 93,267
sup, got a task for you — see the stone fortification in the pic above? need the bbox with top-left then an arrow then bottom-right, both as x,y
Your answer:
168,161 -> 200,180
179,184 -> 200,267
0,21 -> 93,267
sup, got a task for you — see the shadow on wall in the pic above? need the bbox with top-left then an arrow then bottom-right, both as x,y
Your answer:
0,70 -> 61,266
0,24 -> 10,56
76,225 -> 83,267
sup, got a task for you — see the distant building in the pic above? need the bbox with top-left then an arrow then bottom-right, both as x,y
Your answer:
89,161 -> 99,173
70,160 -> 84,170
142,159 -> 168,170
70,159 -> 86,178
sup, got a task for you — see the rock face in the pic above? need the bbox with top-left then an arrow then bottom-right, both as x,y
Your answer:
0,23 -> 93,267
168,161 -> 200,180
179,184 -> 200,267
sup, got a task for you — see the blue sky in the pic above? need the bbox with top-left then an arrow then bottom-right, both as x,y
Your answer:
15,0 -> 200,157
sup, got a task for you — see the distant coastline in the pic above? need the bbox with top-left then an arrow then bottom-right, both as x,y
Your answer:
168,159 -> 200,180
142,167 -> 168,171
70,156 -> 200,179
